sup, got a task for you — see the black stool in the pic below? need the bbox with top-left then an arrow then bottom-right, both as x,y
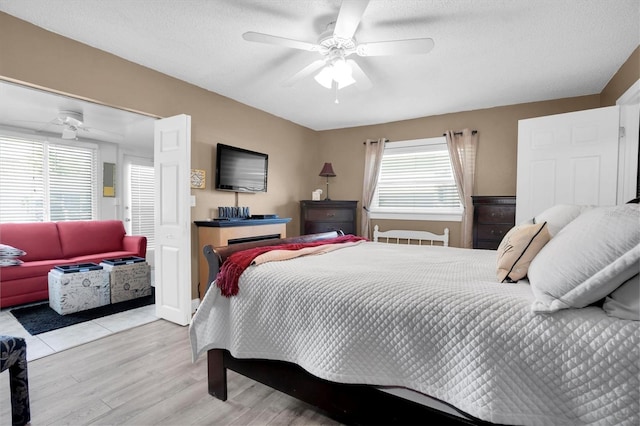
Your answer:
0,336 -> 30,425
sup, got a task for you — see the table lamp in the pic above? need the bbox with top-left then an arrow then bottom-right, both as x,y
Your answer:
319,163 -> 336,200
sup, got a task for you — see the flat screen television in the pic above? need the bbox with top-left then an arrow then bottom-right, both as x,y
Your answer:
215,143 -> 268,193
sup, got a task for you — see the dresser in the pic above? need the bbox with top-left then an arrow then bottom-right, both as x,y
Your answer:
472,196 -> 516,250
300,200 -> 358,235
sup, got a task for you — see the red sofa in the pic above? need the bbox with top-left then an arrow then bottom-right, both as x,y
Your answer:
0,220 -> 147,308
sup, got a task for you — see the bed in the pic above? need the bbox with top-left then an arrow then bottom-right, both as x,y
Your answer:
190,204 -> 640,425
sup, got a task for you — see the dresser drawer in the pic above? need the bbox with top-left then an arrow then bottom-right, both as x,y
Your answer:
305,221 -> 354,235
475,224 -> 511,241
476,206 -> 515,224
305,208 -> 354,222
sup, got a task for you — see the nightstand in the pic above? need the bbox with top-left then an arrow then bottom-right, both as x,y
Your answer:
300,200 -> 358,235
472,196 -> 516,250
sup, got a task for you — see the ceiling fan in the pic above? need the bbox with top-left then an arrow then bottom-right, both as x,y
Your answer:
10,110 -> 123,141
53,110 -> 88,139
242,0 -> 435,94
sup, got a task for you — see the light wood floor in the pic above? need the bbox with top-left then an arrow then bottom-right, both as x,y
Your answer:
0,319 -> 341,426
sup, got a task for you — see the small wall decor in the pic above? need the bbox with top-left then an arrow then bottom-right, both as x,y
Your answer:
103,162 -> 116,197
191,169 -> 206,189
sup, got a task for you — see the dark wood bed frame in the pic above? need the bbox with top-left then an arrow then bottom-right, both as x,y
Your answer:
202,231 -> 492,425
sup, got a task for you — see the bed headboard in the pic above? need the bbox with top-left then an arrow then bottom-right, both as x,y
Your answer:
202,231 -> 341,295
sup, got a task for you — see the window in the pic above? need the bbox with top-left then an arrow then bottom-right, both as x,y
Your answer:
369,137 -> 462,221
128,161 -> 155,250
0,134 -> 97,223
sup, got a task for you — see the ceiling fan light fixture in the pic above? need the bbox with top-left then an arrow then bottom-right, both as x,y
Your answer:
333,59 -> 355,89
61,125 -> 77,139
314,66 -> 334,89
314,59 -> 355,90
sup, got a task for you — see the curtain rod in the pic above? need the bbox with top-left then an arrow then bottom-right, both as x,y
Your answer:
363,131 -> 477,144
443,130 -> 477,136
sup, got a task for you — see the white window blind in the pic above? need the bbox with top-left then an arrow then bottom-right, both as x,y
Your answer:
371,137 -> 462,221
48,144 -> 97,221
0,135 -> 97,223
0,137 -> 45,222
129,163 -> 155,249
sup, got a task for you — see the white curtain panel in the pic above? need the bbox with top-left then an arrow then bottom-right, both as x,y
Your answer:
361,138 -> 386,238
445,129 -> 478,248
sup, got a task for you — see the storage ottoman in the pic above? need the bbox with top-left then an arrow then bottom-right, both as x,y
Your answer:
48,264 -> 110,315
100,257 -> 151,303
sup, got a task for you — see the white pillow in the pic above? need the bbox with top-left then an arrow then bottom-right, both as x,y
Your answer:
0,258 -> 23,267
603,274 -> 639,321
0,243 -> 26,258
529,204 -> 640,313
533,204 -> 594,237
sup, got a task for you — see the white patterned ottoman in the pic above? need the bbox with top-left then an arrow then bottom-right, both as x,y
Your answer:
48,264 -> 110,315
100,257 -> 151,303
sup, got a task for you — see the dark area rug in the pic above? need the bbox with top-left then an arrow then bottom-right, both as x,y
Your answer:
10,289 -> 154,335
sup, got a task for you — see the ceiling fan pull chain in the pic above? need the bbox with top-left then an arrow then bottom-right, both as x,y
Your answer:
333,82 -> 340,104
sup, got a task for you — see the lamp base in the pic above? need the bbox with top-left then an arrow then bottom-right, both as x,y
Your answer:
325,179 -> 330,201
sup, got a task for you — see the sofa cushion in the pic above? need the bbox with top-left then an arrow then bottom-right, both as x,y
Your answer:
0,259 -> 69,281
68,250 -> 142,265
0,222 -> 63,262
57,220 -> 126,258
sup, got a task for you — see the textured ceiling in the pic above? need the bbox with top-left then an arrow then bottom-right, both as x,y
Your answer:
0,0 -> 638,131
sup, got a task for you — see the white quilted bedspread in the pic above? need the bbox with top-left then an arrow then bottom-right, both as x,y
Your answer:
190,242 -> 639,425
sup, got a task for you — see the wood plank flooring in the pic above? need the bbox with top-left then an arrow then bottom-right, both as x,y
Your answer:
0,320 -> 341,426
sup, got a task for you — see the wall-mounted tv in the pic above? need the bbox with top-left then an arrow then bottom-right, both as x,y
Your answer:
215,143 -> 268,193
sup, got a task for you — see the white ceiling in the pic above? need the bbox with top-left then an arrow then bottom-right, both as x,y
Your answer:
0,0 -> 638,133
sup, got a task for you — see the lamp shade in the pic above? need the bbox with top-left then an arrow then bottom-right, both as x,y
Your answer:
319,162 -> 336,177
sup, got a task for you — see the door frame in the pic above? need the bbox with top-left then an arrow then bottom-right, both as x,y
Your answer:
616,78 -> 640,202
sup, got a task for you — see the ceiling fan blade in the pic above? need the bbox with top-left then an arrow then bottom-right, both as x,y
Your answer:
282,60 -> 327,87
333,0 -> 370,40
243,31 -> 320,52
357,38 -> 434,56
347,60 -> 372,90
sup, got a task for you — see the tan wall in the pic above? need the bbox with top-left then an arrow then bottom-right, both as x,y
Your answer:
601,46 -> 639,107
316,95 -> 600,246
0,13 -> 321,298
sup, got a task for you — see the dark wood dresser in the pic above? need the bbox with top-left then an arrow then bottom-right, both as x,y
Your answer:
472,196 -> 516,250
300,200 -> 358,235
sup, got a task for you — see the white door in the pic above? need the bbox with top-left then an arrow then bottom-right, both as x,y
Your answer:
516,106 -> 620,223
123,155 -> 155,267
154,114 -> 192,326
616,79 -> 640,203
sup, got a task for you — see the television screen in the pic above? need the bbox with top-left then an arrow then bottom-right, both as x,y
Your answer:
215,143 -> 268,193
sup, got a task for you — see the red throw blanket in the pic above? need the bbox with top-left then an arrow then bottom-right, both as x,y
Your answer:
216,234 -> 366,297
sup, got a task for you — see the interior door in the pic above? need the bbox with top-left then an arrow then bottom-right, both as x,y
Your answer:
154,114 -> 192,326
516,106 -> 620,223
